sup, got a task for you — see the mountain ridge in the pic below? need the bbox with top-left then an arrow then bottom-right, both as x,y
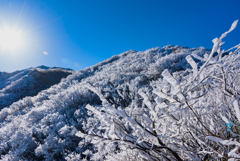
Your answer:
0,45 -> 211,160
0,66 -> 74,109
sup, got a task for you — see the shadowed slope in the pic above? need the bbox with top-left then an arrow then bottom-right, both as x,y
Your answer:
0,67 -> 73,109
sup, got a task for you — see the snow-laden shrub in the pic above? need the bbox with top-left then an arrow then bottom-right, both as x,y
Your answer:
78,20 -> 240,160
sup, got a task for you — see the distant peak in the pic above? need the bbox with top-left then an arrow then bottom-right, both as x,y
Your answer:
36,65 -> 73,71
36,65 -> 50,69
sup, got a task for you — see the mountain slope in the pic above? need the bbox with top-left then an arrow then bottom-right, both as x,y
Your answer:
0,66 -> 73,109
0,46 -> 210,160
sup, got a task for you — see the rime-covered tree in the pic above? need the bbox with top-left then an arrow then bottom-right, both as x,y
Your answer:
78,20 -> 240,160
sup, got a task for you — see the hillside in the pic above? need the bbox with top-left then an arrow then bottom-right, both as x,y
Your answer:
0,66 -> 73,109
1,19 -> 239,159
0,45 -> 211,160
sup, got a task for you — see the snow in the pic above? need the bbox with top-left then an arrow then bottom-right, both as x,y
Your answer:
0,20 -> 239,160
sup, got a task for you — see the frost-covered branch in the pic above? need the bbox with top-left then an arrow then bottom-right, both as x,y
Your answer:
77,20 -> 240,160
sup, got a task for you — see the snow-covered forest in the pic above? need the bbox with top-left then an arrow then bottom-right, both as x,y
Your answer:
0,20 -> 240,160
0,66 -> 73,109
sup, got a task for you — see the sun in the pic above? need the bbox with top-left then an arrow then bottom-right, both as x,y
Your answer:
0,28 -> 23,51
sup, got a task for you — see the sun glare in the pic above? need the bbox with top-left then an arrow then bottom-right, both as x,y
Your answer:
0,29 -> 23,51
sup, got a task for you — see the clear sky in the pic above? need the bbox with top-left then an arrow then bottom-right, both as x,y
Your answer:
0,0 -> 239,72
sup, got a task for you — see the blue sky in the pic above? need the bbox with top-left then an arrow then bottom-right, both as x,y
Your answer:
0,0 -> 239,72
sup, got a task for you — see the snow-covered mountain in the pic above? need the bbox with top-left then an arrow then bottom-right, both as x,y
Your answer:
0,19 -> 239,160
0,66 -> 73,109
0,45 -> 211,160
